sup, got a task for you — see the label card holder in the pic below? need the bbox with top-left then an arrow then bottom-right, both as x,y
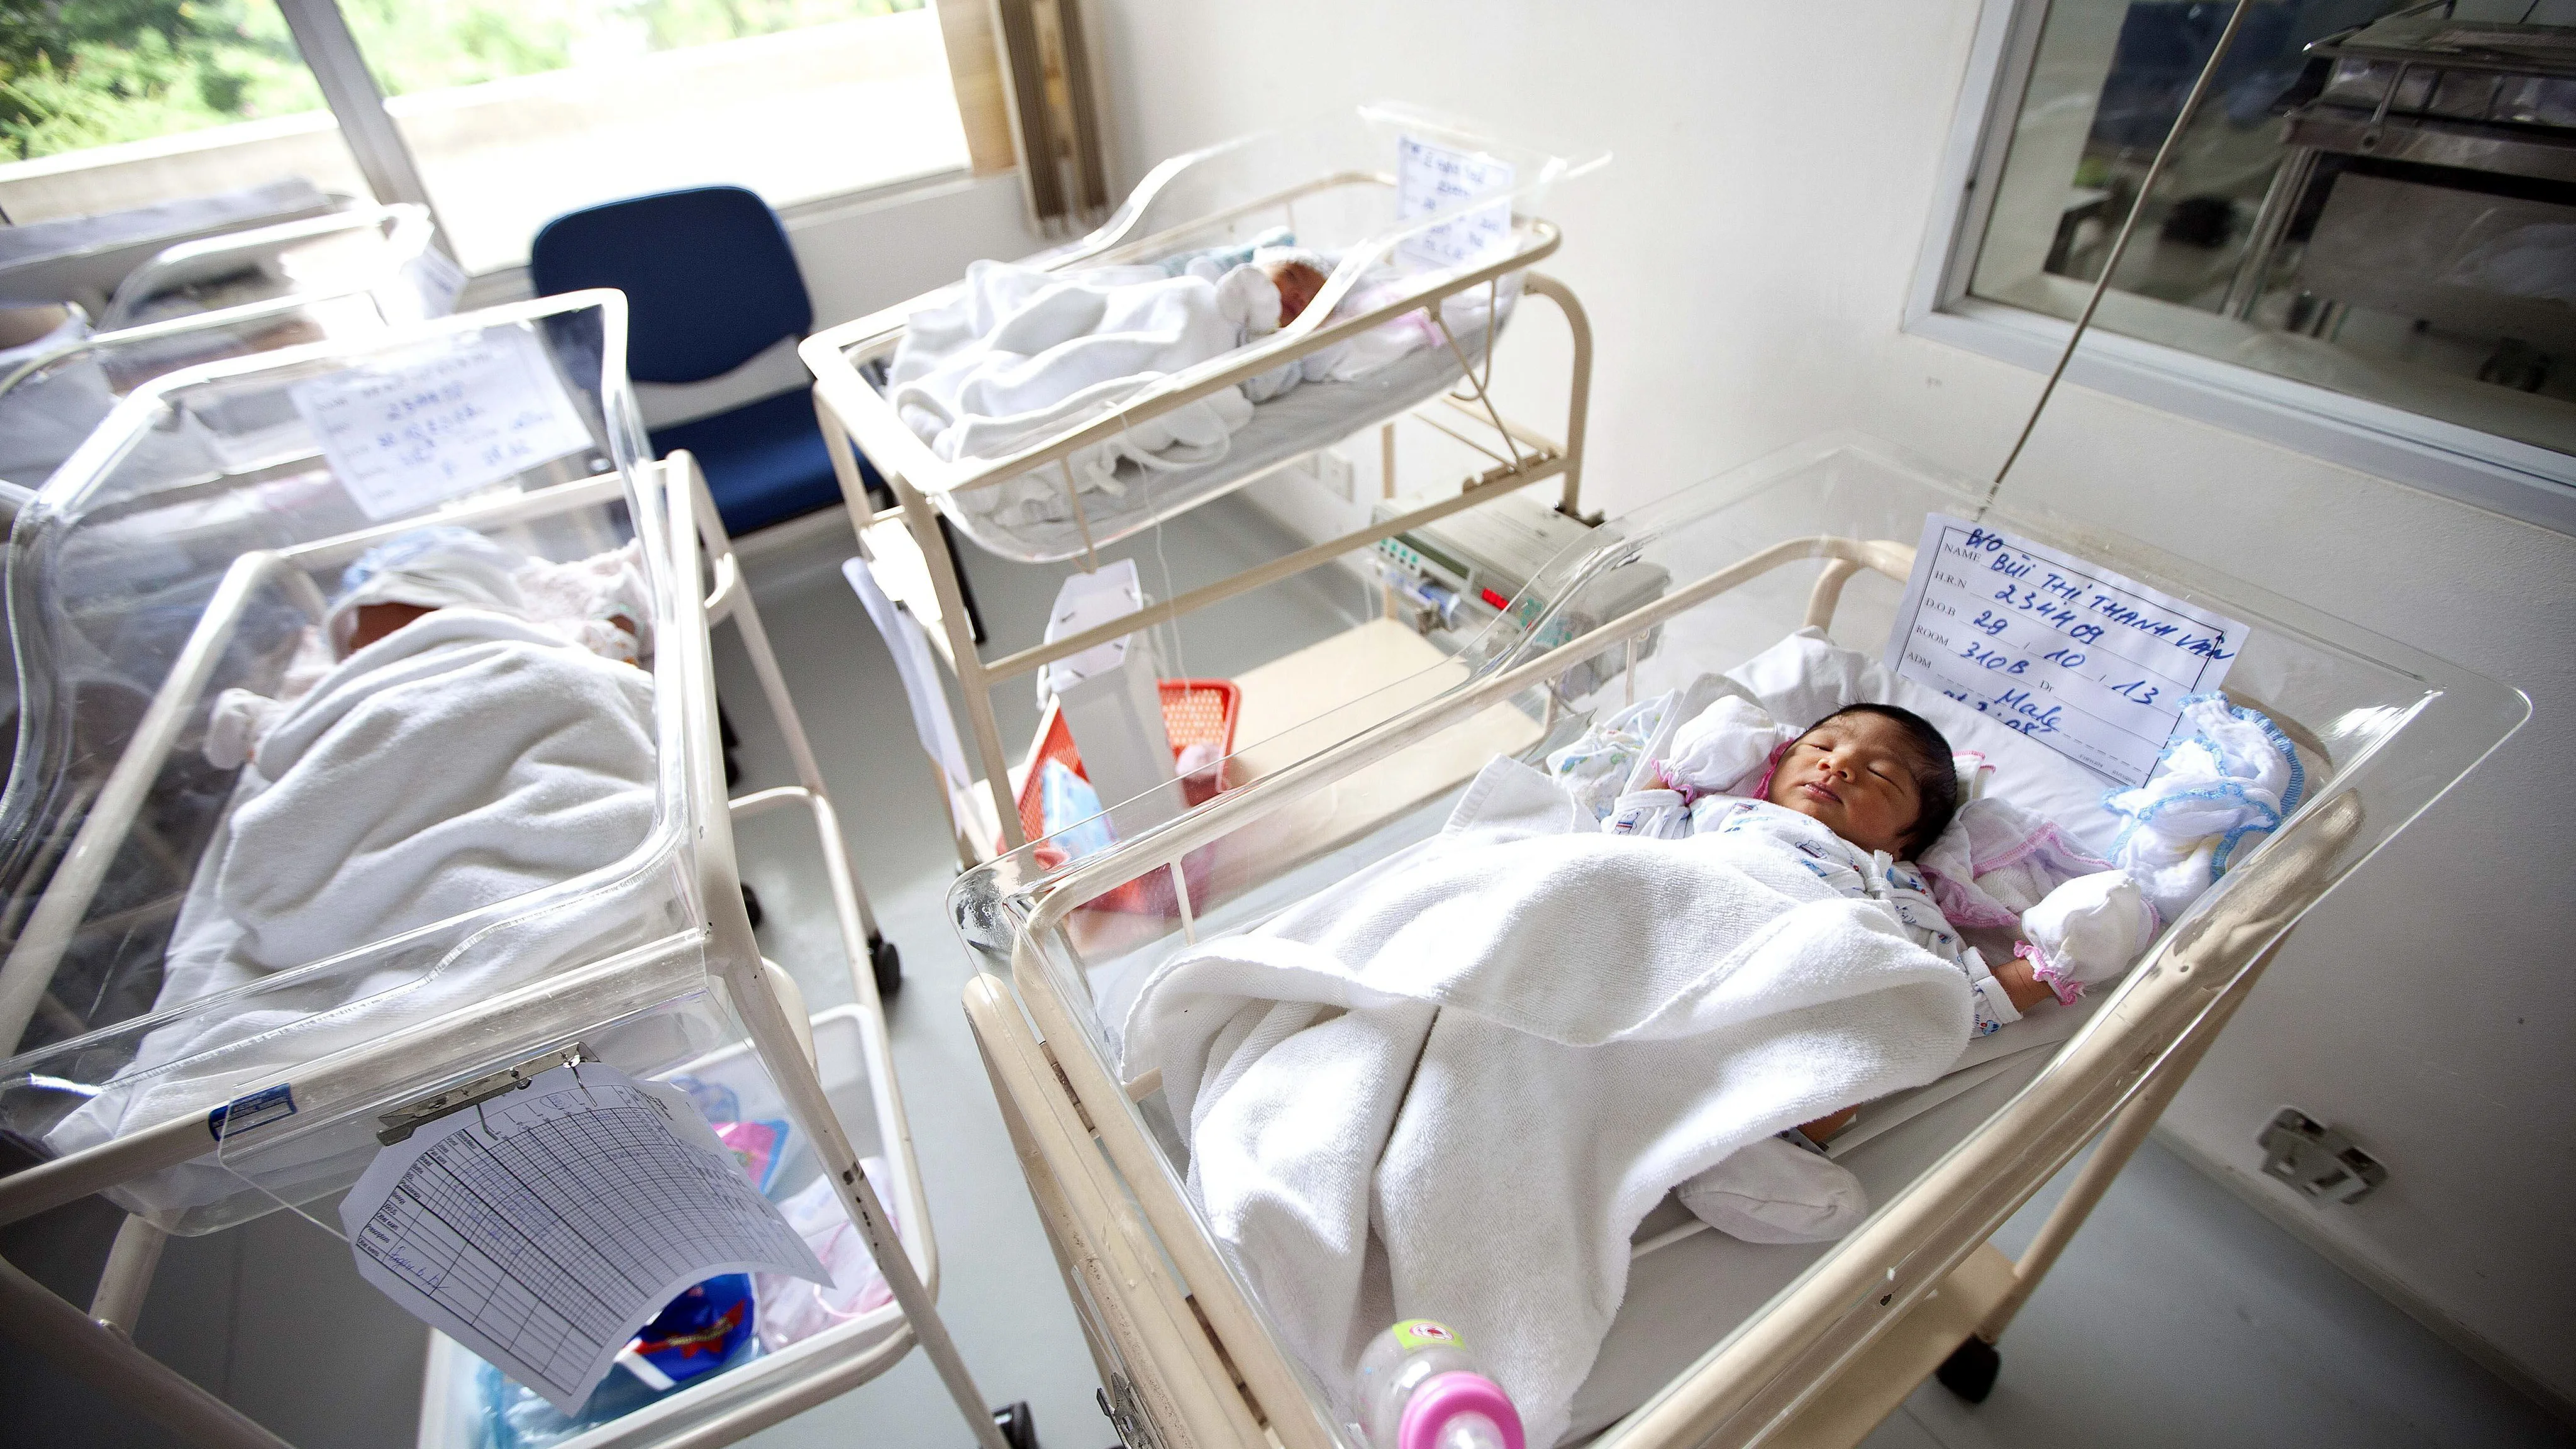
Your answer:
1395,135 -> 1517,269
1884,513 -> 2246,787
291,325 -> 595,523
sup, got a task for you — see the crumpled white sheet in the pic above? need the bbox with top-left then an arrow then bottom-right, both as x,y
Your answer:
888,258 -> 1275,526
890,253 -> 1503,530
1121,757 -> 1970,1448
2104,691 -> 2304,923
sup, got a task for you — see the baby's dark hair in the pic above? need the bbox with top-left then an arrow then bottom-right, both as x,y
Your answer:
1804,703 -> 1959,856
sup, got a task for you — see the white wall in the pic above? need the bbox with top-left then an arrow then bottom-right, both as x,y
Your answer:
1090,0 -> 2575,1410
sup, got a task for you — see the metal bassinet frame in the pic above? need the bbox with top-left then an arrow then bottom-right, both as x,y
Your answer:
943,436 -> 2524,1449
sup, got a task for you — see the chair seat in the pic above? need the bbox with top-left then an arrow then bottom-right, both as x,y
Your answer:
650,388 -> 877,537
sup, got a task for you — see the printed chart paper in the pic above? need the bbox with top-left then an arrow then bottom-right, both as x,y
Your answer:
341,1062 -> 825,1413
1396,135 -> 1516,269
1884,514 -> 2246,786
291,325 -> 594,521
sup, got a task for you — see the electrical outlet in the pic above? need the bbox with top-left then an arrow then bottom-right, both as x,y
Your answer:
1317,448 -> 1355,502
1289,448 -> 1355,503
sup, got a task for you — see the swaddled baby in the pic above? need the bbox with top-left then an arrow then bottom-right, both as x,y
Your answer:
1706,705 -> 2060,1036
48,528 -> 661,1172
182,525 -> 660,979
1588,701 -> 2143,1245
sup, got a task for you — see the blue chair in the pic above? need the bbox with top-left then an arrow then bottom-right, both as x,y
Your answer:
530,186 -> 882,537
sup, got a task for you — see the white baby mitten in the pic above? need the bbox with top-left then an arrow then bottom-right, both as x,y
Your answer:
1655,695 -> 1793,798
204,687 -> 289,770
2017,870 -> 2158,1004
1678,1136 -> 1869,1245
1213,263 -> 1283,337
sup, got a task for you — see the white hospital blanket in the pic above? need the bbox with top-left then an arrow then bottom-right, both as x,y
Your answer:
891,257 -> 1504,531
889,260 -> 1270,518
1119,759 -> 1970,1447
50,609 -> 656,1179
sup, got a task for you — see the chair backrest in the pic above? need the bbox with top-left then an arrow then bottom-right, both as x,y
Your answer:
529,186 -> 812,385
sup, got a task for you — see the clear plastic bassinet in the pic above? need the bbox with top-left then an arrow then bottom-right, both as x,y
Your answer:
943,434 -> 2527,1449
806,102 -> 1607,564
0,203 -> 445,493
0,292 -> 724,1231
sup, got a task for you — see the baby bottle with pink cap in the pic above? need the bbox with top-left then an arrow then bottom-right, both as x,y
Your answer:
1355,1319 -> 1524,1449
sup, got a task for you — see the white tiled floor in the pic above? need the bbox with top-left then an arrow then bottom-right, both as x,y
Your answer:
4,499 -> 2567,1448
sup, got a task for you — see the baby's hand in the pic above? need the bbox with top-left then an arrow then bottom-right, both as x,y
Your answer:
1989,950 -> 2055,1014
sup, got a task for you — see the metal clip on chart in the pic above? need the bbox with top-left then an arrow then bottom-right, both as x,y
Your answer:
375,1041 -> 592,1145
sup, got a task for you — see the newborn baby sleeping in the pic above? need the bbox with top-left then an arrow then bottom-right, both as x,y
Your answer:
888,243 -> 1337,479
1613,705 -> 2076,1243
1645,704 -> 2065,1040
45,527 -> 661,1179
206,525 -> 652,770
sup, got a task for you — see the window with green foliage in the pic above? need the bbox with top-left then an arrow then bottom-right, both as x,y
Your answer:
1,0 -> 323,160
0,0 -> 967,272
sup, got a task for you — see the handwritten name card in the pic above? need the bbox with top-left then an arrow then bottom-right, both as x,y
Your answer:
1884,514 -> 2246,786
1395,135 -> 1517,269
291,325 -> 596,521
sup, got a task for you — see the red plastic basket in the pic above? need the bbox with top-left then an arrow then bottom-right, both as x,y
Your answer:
1013,679 -> 1241,914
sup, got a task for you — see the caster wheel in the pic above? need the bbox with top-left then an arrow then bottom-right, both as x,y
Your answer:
1936,1335 -> 2000,1402
870,933 -> 902,999
992,1401 -> 1038,1449
740,884 -> 765,931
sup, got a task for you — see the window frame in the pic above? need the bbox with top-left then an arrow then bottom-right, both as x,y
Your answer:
1907,0 -> 2576,536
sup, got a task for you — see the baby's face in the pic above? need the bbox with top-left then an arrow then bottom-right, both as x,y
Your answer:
1264,260 -> 1328,328
1765,713 -> 1926,858
345,601 -> 434,655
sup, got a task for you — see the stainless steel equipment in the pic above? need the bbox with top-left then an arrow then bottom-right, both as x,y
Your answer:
2222,4 -> 2576,343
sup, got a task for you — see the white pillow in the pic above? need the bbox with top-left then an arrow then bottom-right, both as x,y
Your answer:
1724,628 -> 2120,855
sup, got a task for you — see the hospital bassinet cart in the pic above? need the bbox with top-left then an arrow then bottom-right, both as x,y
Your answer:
802,104 -> 1607,862
0,294 -> 1017,1449
943,435 -> 2525,1449
0,202 -> 447,494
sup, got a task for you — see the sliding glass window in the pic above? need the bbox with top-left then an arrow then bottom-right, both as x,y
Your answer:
1965,0 -> 2575,458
